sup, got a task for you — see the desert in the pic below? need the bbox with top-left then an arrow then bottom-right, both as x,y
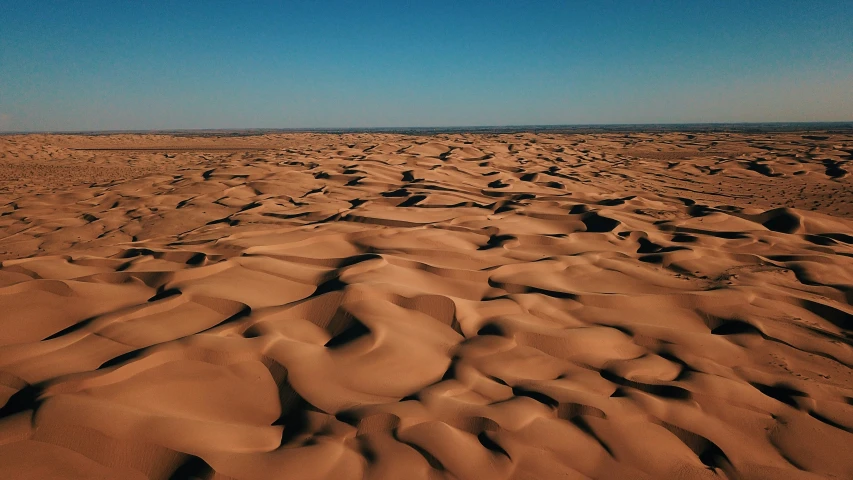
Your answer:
0,131 -> 851,479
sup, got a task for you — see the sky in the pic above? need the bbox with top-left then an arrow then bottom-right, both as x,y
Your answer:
0,1 -> 851,131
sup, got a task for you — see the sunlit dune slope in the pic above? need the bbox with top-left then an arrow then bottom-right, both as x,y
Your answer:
0,132 -> 851,479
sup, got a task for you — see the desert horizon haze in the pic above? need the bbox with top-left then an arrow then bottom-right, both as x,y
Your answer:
1,1 -> 852,480
1,0 -> 852,132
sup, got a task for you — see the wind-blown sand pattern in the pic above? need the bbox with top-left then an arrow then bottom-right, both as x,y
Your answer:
0,132 -> 851,479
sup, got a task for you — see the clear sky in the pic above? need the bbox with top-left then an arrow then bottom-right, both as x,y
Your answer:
1,1 -> 851,131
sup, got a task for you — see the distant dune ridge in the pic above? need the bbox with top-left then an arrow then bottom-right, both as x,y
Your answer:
0,131 -> 851,479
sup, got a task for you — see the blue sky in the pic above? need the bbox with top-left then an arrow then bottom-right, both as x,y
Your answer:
1,1 -> 851,131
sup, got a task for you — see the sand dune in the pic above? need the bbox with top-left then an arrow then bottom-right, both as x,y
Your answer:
0,131 -> 851,479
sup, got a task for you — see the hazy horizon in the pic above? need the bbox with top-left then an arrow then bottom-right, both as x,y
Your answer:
5,121 -> 853,136
1,1 -> 851,132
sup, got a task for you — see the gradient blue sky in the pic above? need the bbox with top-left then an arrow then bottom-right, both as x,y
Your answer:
1,1 -> 851,131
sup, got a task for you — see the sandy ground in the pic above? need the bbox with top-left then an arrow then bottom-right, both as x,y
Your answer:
0,132 -> 851,479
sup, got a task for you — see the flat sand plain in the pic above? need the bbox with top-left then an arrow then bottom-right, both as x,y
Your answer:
0,132 -> 851,479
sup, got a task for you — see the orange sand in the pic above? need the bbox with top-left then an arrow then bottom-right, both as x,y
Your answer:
0,132 -> 851,479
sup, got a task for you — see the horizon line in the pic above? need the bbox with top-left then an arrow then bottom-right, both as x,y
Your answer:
2,121 -> 853,136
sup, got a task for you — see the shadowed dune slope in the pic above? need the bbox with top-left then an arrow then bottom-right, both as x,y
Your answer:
0,132 -> 852,479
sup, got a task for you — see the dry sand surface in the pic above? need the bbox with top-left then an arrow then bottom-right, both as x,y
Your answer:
0,131 -> 852,479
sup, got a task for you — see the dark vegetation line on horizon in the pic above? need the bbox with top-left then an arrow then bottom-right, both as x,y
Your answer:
2,122 -> 852,137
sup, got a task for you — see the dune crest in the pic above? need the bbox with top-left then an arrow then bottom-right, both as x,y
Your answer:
0,132 -> 852,479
